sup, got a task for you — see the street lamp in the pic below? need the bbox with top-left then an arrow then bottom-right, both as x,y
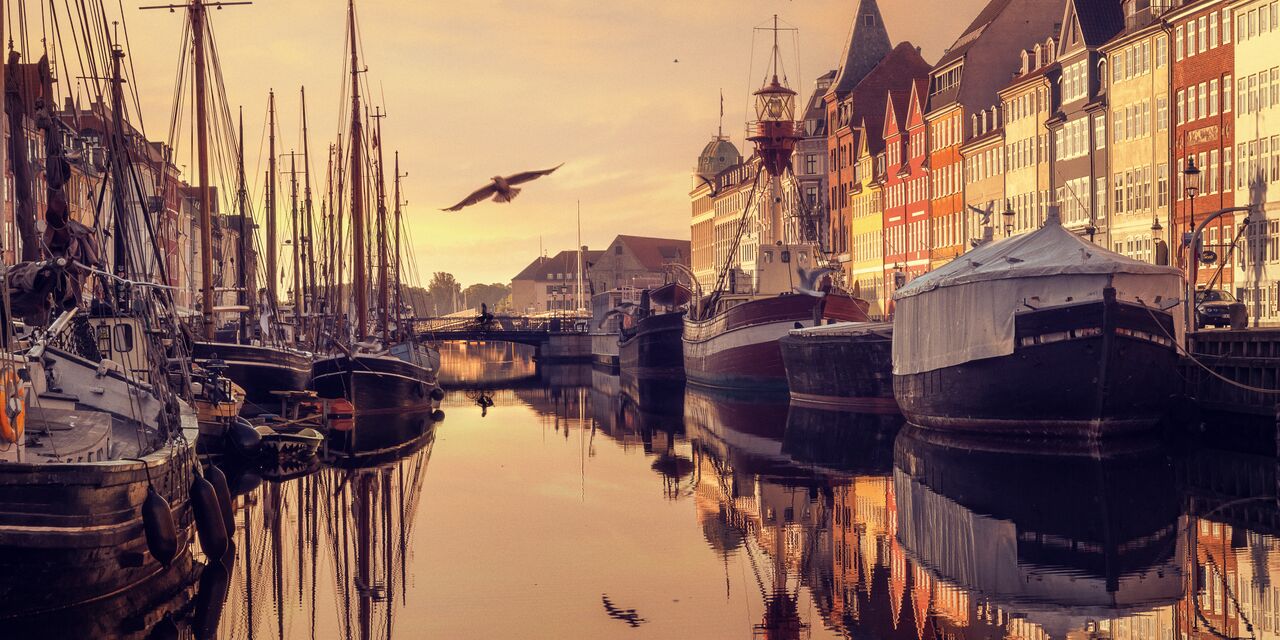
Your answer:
1183,157 -> 1202,285
1002,201 -> 1016,237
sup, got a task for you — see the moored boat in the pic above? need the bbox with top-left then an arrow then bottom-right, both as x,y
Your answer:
191,341 -> 311,413
780,321 -> 895,410
620,311 -> 685,379
891,210 -> 1182,436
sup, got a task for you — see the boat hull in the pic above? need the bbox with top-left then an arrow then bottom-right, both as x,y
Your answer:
191,342 -> 311,413
312,353 -> 441,458
618,311 -> 684,379
0,431 -> 197,619
683,293 -> 868,392
893,298 -> 1178,437
779,327 -> 896,411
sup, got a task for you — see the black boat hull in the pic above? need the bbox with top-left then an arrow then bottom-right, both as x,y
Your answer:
779,329 -> 896,411
618,311 -> 685,379
191,342 -> 311,412
893,297 -> 1178,437
311,353 -> 439,414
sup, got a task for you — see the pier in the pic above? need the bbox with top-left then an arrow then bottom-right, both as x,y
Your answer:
1183,329 -> 1280,416
414,315 -> 592,362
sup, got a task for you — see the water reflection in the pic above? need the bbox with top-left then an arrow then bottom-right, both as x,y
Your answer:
15,344 -> 1280,639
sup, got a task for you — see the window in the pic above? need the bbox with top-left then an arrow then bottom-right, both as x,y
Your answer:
1273,68 -> 1280,108
1210,149 -> 1220,193
1157,34 -> 1168,67
1225,146 -> 1234,191
1224,10 -> 1233,42
1264,3 -> 1271,32
1199,16 -> 1209,53
1114,172 -> 1126,214
1157,162 -> 1169,206
1239,13 -> 1248,41
1225,74 -> 1234,112
1176,26 -> 1185,60
1177,89 -> 1186,124
1210,79 -> 1219,116
1096,177 -> 1107,219
1095,114 -> 1106,149
1211,12 -> 1219,47
1188,20 -> 1197,54
1239,76 -> 1247,112
1199,83 -> 1208,120
1157,96 -> 1168,130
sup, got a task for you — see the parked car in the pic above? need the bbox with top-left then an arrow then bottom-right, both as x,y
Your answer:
1195,289 -> 1246,328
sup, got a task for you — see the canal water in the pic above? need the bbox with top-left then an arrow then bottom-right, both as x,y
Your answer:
20,342 -> 1280,639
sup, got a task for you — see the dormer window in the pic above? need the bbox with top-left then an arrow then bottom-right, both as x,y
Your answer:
863,13 -> 875,26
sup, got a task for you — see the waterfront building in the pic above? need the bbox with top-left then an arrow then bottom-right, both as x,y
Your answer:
924,0 -> 1065,269
689,137 -> 744,291
824,0 -> 893,279
509,248 -> 603,314
960,106 -> 1006,244
587,234 -> 690,294
1100,0 -> 1174,265
1169,0 -> 1236,291
998,46 -> 1059,238
1231,0 -> 1280,323
849,120 -> 888,318
1048,0 -> 1126,245
795,71 -> 835,251
882,79 -> 932,303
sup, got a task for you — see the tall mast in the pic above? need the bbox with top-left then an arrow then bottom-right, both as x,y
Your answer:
301,86 -> 317,343
373,107 -> 389,343
324,144 -> 336,329
289,150 -> 301,341
348,0 -> 368,340
267,89 -> 278,307
393,152 -> 403,335
193,0 -> 215,339
237,106 -> 250,342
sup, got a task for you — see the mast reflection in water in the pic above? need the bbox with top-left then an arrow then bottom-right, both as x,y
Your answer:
28,342 -> 1280,638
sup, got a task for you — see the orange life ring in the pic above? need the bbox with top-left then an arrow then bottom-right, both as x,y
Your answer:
0,368 -> 26,444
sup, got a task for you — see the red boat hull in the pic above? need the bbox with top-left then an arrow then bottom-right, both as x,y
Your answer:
682,293 -> 868,391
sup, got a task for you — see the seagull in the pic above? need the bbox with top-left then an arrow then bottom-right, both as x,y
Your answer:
793,266 -> 835,297
441,163 -> 563,212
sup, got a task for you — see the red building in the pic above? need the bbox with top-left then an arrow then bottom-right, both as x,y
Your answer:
882,79 -> 932,309
1169,0 -> 1235,289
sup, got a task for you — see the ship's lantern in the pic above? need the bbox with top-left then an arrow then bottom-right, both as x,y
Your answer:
754,79 -> 796,122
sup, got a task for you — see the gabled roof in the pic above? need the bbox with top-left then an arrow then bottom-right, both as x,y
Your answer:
1068,0 -> 1125,48
936,0 -> 1017,67
905,78 -> 929,128
513,249 -> 605,282
828,0 -> 894,97
847,42 -> 932,150
882,89 -> 911,141
612,235 -> 691,271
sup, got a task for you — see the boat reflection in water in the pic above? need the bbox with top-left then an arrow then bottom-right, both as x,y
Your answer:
894,428 -> 1185,638
217,414 -> 436,640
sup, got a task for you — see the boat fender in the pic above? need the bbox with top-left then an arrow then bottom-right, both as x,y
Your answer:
141,486 -> 178,567
205,464 -> 236,536
431,409 -> 446,422
0,368 -> 25,444
429,386 -> 445,402
227,417 -> 262,455
191,474 -> 228,561
192,560 -> 231,640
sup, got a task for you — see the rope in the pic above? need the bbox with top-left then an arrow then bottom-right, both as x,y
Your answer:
1142,304 -> 1280,395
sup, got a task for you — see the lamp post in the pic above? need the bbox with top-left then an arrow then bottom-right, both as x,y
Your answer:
1183,157 -> 1202,288
1002,201 -> 1016,237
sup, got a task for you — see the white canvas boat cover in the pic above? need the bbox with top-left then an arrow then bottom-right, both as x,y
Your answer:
892,218 -> 1183,375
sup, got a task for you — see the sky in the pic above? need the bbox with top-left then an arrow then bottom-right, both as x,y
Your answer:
115,0 -> 985,287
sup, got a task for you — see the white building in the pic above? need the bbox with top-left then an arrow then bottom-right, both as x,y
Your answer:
1231,0 -> 1280,324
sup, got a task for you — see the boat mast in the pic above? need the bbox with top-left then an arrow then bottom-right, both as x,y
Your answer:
192,0 -> 216,339
237,107 -> 250,342
267,89 -> 279,309
289,150 -> 301,341
348,0 -> 368,340
301,86 -> 317,345
373,107 -> 389,343
393,152 -> 403,338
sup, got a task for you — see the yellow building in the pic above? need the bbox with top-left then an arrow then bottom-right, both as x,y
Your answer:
848,124 -> 887,318
998,44 -> 1056,238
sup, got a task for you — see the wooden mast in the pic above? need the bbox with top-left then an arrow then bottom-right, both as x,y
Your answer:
192,0 -> 215,339
393,151 -> 403,338
348,0 -> 368,340
267,89 -> 278,308
301,86 -> 317,345
289,150 -> 301,341
237,106 -> 250,342
373,108 -> 389,343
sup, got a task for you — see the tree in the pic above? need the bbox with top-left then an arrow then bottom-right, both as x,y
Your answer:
428,272 -> 462,315
461,282 -> 511,312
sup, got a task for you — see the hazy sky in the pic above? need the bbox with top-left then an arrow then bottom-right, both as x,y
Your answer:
118,0 -> 983,286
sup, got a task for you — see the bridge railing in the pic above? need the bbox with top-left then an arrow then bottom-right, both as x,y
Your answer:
413,315 -> 590,334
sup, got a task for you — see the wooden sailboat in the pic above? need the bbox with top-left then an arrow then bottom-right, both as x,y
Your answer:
0,7 -> 204,618
311,0 -> 442,446
185,29 -> 310,413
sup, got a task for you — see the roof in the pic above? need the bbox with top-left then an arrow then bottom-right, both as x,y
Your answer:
828,0 -> 894,97
513,249 -> 605,282
894,214 -> 1180,300
848,42 -> 932,148
613,235 -> 691,271
936,0 -> 1018,67
1072,0 -> 1125,48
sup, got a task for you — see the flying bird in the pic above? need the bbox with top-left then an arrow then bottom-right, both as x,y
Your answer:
441,163 -> 564,212
794,267 -> 835,297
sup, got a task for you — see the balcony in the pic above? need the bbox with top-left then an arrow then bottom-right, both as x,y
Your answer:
1124,2 -> 1174,31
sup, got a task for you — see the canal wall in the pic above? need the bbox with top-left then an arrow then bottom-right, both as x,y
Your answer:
537,334 -> 591,363
1183,329 -> 1280,416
